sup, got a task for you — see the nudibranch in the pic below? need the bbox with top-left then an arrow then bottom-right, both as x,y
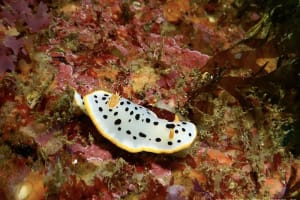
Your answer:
74,90 -> 197,153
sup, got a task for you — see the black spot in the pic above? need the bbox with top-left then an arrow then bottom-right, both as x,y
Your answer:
120,101 -> 124,105
109,109 -> 113,112
98,107 -> 103,112
114,112 -> 118,116
83,101 -> 85,105
133,136 -> 137,140
175,130 -> 179,134
93,95 -> 97,98
128,119 -> 132,122
188,132 -> 192,137
81,96 -> 83,99
118,127 -> 121,131
166,123 -> 175,129
168,141 -> 173,146
105,101 -> 108,104
149,138 -> 151,141
125,107 -> 129,112
182,122 -> 187,125
153,121 -> 159,126
95,100 -> 98,103
177,139 -> 181,143
182,128 -> 186,132
126,101 -> 131,104
102,97 -> 107,101
177,124 -> 181,127
103,115 -> 108,119
126,130 -> 131,135
104,94 -> 109,97
145,118 -> 150,123
130,111 -> 134,115
134,107 -> 138,110
135,114 -> 140,120
155,138 -> 161,142
139,132 -> 147,138
114,119 -> 121,125
147,111 -> 151,115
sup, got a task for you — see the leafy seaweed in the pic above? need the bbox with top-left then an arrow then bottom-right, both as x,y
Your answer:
278,166 -> 300,199
1,0 -> 51,32
0,0 -> 51,74
0,44 -> 15,73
